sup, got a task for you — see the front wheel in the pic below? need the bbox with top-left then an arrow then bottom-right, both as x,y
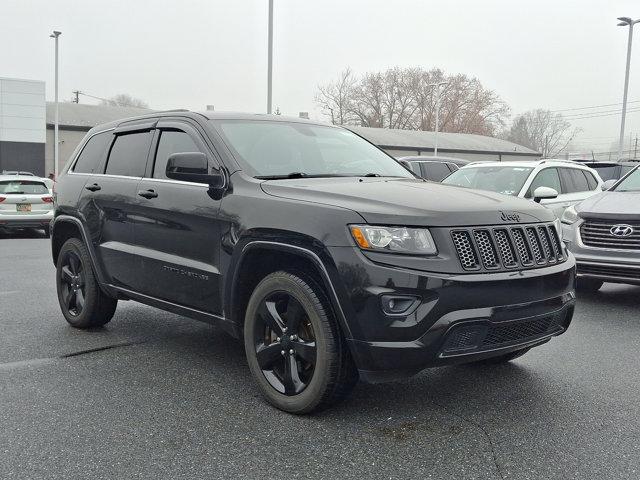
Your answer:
577,278 -> 603,293
244,271 -> 357,414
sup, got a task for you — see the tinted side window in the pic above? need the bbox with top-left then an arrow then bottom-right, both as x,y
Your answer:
559,168 -> 589,193
104,132 -> 153,177
153,130 -> 201,179
72,132 -> 111,174
527,168 -> 561,197
422,162 -> 452,182
584,171 -> 598,190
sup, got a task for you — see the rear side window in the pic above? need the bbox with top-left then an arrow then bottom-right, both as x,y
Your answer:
584,171 -> 598,190
422,162 -> 453,182
559,168 -> 589,193
73,132 -> 112,174
0,180 -> 48,194
527,168 -> 562,197
153,130 -> 201,179
104,131 -> 153,177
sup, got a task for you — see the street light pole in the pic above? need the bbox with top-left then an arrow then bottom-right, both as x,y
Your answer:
429,81 -> 448,156
50,30 -> 61,179
617,17 -> 640,161
267,0 -> 273,114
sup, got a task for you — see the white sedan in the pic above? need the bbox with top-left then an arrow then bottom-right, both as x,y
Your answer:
0,175 -> 54,236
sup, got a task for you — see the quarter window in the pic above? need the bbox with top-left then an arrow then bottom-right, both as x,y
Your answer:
153,130 -> 201,179
73,131 -> 112,174
104,132 -> 153,177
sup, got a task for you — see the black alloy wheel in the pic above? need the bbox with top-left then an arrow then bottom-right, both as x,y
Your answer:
56,237 -> 117,328
254,291 -> 317,395
244,271 -> 357,414
59,250 -> 86,317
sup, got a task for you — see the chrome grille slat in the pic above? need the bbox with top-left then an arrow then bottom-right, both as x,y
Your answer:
581,220 -> 640,250
452,223 -> 564,272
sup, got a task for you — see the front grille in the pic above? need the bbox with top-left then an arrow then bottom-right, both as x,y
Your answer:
451,223 -> 564,272
580,220 -> 640,250
578,263 -> 640,280
441,309 -> 568,356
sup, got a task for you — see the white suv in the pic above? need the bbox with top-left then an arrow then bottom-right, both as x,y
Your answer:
442,160 -> 603,217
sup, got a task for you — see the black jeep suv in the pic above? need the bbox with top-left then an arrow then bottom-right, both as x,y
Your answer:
51,111 -> 576,414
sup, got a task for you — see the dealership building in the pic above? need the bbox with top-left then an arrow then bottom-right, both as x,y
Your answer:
1,77 -> 539,176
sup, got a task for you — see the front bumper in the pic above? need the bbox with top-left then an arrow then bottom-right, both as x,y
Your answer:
326,246 -> 576,382
0,211 -> 53,229
563,221 -> 640,285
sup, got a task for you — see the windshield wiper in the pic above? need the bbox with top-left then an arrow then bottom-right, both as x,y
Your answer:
255,172 -> 347,180
361,173 -> 382,177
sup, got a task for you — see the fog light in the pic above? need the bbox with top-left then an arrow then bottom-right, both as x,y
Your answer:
380,295 -> 420,315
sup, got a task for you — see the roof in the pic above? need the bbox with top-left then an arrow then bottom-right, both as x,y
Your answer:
460,159 -> 595,169
46,102 -> 152,130
348,126 -> 540,156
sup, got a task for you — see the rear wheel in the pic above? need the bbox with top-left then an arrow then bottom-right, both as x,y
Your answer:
43,225 -> 51,238
244,271 -> 357,414
577,278 -> 603,293
56,238 -> 117,328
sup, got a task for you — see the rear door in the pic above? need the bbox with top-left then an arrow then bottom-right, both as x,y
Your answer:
420,162 -> 453,182
132,119 -> 224,314
558,167 -> 599,210
77,123 -> 154,289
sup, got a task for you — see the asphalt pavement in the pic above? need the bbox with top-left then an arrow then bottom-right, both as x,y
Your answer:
1,232 -> 639,480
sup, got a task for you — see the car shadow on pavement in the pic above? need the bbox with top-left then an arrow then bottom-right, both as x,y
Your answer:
0,228 -> 47,240
576,283 -> 640,309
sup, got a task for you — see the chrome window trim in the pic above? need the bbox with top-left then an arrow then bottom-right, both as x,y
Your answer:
141,177 -> 209,188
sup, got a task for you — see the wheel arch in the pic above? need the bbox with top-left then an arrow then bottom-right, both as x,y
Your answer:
226,241 -> 353,340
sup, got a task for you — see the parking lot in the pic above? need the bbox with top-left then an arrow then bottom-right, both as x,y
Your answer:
1,233 -> 639,480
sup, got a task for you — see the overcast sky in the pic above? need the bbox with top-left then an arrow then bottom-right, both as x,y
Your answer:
2,0 -> 639,156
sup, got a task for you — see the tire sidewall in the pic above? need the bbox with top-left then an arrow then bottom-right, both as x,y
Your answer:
56,238 -> 97,327
244,272 -> 335,413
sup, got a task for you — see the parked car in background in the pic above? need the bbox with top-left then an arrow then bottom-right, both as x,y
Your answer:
50,111 -> 575,414
575,160 -> 639,182
562,164 -> 640,291
0,175 -> 53,236
397,156 -> 469,182
2,170 -> 35,176
442,160 -> 603,217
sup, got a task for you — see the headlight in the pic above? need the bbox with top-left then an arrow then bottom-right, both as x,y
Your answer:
349,225 -> 437,255
561,205 -> 579,225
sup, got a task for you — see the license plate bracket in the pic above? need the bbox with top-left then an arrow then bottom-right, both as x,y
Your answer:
17,203 -> 32,212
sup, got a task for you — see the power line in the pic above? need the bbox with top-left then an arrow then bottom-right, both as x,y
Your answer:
550,99 -> 640,113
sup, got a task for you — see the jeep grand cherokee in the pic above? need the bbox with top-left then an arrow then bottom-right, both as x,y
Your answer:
51,111 -> 576,414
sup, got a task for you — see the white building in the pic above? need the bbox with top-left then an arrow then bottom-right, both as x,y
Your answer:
0,77 -> 46,175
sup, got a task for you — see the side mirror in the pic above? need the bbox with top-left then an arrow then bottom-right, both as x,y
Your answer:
602,179 -> 617,191
533,186 -> 558,203
166,152 -> 225,188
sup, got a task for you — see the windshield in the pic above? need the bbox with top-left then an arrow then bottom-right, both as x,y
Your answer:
0,180 -> 48,194
613,167 -> 640,192
442,166 -> 533,196
212,120 -> 413,179
590,166 -> 618,181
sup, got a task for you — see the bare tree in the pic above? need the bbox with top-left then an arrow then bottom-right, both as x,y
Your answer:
101,93 -> 149,109
315,67 -> 510,136
505,109 -> 580,157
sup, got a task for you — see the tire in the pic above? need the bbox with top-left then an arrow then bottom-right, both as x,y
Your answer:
577,278 -> 603,293
43,225 -> 51,238
244,271 -> 358,414
56,237 -> 117,328
471,347 -> 530,365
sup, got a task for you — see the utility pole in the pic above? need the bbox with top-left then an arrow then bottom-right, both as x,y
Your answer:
72,90 -> 80,103
635,134 -> 638,159
616,17 -> 640,161
267,0 -> 273,114
429,81 -> 448,156
50,30 -> 61,179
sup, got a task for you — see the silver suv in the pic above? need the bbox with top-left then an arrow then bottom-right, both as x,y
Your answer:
562,165 -> 640,291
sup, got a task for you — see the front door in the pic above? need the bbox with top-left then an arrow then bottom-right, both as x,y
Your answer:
132,120 -> 224,314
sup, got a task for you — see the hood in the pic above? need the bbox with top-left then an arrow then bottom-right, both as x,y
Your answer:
578,191 -> 640,221
261,177 -> 554,226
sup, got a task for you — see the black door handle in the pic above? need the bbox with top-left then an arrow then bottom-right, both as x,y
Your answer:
138,189 -> 158,199
85,183 -> 101,192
